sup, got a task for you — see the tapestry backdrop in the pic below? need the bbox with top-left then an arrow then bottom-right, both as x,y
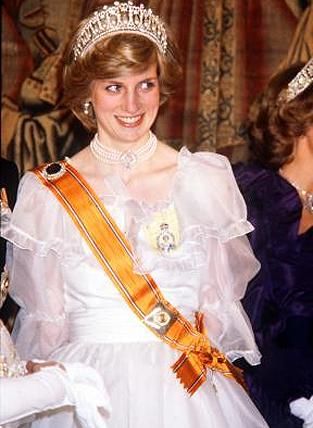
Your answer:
1,0 -> 312,173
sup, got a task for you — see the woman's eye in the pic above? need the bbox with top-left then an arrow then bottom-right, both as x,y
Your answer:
105,84 -> 121,93
140,80 -> 155,90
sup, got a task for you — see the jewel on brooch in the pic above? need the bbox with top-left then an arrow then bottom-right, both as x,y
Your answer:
143,204 -> 180,254
42,162 -> 66,181
143,303 -> 176,334
119,150 -> 138,169
156,223 -> 176,254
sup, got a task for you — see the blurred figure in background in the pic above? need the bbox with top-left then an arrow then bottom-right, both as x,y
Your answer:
0,158 -> 19,331
233,59 -> 313,427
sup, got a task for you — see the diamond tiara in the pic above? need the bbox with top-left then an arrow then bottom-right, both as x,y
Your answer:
73,1 -> 168,61
279,58 -> 313,104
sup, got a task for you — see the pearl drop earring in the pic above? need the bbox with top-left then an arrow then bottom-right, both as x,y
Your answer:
83,101 -> 91,115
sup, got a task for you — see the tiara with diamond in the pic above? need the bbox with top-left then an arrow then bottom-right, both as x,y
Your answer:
278,58 -> 313,104
72,1 -> 168,61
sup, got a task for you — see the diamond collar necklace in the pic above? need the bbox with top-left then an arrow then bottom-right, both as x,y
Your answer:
279,169 -> 313,214
90,131 -> 158,169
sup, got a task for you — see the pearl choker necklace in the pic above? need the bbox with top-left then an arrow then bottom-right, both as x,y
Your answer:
279,169 -> 313,214
90,131 -> 158,169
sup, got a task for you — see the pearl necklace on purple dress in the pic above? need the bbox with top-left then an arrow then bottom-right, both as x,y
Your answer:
279,169 -> 313,214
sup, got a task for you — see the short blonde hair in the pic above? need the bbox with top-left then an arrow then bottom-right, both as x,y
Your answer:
62,16 -> 182,132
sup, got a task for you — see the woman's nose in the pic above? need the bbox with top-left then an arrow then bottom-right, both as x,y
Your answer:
122,90 -> 140,113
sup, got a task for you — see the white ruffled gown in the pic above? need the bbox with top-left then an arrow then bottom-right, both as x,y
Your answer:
4,148 -> 269,427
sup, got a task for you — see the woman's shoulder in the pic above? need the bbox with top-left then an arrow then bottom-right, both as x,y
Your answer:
175,148 -> 253,241
178,148 -> 243,202
17,168 -> 57,203
181,147 -> 231,167
232,162 -> 275,190
179,147 -> 235,184
6,166 -> 66,255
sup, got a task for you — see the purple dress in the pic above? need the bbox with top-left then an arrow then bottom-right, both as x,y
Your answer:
233,163 -> 313,428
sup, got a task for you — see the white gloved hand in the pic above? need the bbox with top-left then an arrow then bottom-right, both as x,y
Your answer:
0,361 -> 111,428
63,362 -> 111,428
290,396 -> 313,428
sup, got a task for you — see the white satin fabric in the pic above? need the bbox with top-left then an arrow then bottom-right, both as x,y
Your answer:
4,148 -> 268,427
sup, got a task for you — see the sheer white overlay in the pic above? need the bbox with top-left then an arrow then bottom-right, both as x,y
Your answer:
3,148 -> 268,427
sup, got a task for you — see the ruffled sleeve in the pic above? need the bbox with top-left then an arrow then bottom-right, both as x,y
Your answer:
200,235 -> 262,364
3,172 -> 69,360
174,149 -> 254,242
176,150 -> 261,364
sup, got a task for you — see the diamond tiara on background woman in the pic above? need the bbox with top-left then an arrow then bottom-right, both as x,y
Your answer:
278,58 -> 313,104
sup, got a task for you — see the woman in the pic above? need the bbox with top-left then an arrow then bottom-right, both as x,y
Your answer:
233,60 -> 313,427
4,2 -> 268,427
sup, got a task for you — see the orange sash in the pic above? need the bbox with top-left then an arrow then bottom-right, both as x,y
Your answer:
33,160 -> 246,395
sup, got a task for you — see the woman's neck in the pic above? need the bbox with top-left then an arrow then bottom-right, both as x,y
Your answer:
280,136 -> 313,192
